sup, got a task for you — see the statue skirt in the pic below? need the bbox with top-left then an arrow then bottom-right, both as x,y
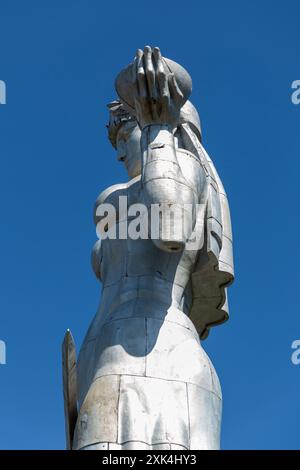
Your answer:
73,301 -> 222,450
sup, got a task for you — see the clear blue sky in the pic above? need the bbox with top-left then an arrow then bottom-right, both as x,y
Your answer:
0,0 -> 299,450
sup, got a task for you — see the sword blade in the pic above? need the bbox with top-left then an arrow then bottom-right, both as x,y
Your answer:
62,329 -> 78,450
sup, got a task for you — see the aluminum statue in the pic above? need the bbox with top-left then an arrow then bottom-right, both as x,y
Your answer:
62,46 -> 234,450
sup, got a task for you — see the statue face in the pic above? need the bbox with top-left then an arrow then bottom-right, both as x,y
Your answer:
116,121 -> 141,178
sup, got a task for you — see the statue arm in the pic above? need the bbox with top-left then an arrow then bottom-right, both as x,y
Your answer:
131,47 -> 205,251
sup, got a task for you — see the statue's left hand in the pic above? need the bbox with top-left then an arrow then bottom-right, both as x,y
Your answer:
132,46 -> 185,129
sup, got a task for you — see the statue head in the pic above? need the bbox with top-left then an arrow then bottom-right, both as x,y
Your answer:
107,100 -> 142,178
107,99 -> 202,179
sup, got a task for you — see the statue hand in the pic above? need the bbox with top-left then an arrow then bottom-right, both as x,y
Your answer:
132,46 -> 185,129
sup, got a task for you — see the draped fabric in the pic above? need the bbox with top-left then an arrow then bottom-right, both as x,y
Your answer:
180,123 -> 234,339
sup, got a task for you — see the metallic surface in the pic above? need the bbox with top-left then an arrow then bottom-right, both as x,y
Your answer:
67,48 -> 234,450
62,329 -> 78,450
